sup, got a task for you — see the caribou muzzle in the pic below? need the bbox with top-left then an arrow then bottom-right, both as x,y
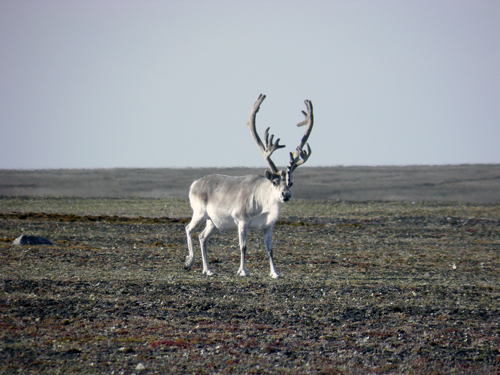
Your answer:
281,190 -> 292,202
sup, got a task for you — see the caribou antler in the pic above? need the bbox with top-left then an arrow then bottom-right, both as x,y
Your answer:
288,100 -> 314,173
246,94 -> 285,174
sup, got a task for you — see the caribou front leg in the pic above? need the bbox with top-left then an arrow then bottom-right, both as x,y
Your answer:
263,226 -> 280,278
237,223 -> 249,276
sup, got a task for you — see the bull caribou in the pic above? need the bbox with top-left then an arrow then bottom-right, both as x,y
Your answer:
185,94 -> 314,278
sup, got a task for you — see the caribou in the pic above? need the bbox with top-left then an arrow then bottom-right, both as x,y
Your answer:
185,94 -> 314,278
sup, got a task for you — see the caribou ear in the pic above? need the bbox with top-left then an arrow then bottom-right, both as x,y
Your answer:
265,170 -> 281,186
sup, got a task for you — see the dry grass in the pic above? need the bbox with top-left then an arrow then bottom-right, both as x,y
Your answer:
1,197 -> 499,374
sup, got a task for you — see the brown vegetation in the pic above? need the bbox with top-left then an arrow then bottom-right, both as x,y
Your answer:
1,197 -> 499,373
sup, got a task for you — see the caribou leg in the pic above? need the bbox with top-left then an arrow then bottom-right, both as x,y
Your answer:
263,226 -> 280,278
199,220 -> 217,275
237,223 -> 249,276
185,214 -> 205,269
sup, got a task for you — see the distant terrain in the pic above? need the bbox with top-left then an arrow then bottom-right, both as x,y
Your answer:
1,164 -> 499,202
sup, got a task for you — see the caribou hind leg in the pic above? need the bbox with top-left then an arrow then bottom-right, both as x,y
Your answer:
185,213 -> 205,269
199,219 -> 217,275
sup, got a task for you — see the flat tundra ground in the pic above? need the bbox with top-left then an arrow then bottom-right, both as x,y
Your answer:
0,197 -> 499,374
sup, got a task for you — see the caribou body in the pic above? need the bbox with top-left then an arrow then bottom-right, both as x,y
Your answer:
185,94 -> 314,278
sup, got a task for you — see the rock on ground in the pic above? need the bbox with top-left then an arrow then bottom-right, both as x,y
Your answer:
13,235 -> 53,245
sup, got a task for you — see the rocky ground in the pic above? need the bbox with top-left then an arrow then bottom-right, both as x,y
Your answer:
1,198 -> 499,374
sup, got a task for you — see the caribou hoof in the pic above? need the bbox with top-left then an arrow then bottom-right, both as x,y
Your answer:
202,269 -> 216,276
270,272 -> 280,279
237,268 -> 248,277
185,256 -> 195,269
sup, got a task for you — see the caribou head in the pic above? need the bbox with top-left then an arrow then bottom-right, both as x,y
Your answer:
247,94 -> 314,203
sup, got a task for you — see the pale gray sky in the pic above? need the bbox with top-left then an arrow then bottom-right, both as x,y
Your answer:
1,0 -> 499,169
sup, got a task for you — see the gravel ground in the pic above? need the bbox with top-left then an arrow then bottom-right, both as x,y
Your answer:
1,198 -> 499,374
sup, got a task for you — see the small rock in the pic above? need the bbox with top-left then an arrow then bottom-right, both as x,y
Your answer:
13,235 -> 53,245
136,363 -> 146,371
